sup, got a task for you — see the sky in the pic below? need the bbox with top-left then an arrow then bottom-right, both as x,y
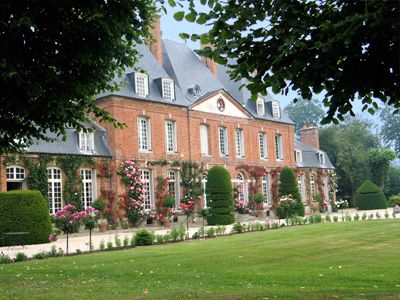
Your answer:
159,4 -> 381,122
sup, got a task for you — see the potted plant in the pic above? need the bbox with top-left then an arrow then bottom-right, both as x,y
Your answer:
253,192 -> 265,218
92,198 -> 107,232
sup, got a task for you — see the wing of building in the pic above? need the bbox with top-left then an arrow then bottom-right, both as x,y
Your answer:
0,19 -> 335,215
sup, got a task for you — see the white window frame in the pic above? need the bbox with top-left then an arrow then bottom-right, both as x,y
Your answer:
298,174 -> 306,203
275,134 -> 283,161
162,78 -> 175,101
295,149 -> 302,163
6,166 -> 25,181
262,174 -> 271,205
47,168 -> 62,214
165,120 -> 177,153
310,175 -> 315,196
200,124 -> 210,156
256,98 -> 265,116
140,169 -> 153,210
272,101 -> 281,119
167,170 -> 179,207
234,128 -> 245,158
202,172 -> 207,208
318,152 -> 325,165
138,117 -> 152,151
80,168 -> 97,210
218,127 -> 229,156
234,173 -> 248,204
259,132 -> 267,160
79,131 -> 94,154
135,73 -> 149,97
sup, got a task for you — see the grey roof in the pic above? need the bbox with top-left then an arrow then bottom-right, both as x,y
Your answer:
27,121 -> 112,157
294,140 -> 334,169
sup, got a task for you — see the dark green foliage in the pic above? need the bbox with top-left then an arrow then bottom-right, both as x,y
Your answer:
0,0 -> 156,152
277,167 -> 304,217
206,166 -> 234,225
92,198 -> 105,213
232,222 -> 246,234
175,1 -> 399,123
355,180 -> 388,210
0,190 -> 52,246
134,229 -> 155,246
163,196 -> 175,208
14,252 -> 28,262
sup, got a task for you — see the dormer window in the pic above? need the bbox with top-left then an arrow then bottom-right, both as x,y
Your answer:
256,98 -> 265,116
295,149 -> 302,163
272,101 -> 281,119
162,78 -> 175,101
318,152 -> 325,165
79,131 -> 94,154
135,73 -> 149,97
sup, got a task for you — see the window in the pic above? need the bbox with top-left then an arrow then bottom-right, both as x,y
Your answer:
234,128 -> 244,158
79,131 -> 94,153
135,73 -> 148,97
256,98 -> 265,116
200,124 -> 209,155
272,101 -> 281,119
218,127 -> 229,156
138,117 -> 151,151
318,152 -> 325,165
140,170 -> 153,210
235,173 -> 246,203
6,166 -> 25,191
80,169 -> 96,210
295,150 -> 302,163
167,170 -> 178,206
262,174 -> 271,205
47,168 -> 62,214
165,120 -> 177,153
259,132 -> 267,159
202,172 -> 207,207
310,175 -> 315,196
298,174 -> 305,202
275,134 -> 283,160
162,79 -> 174,100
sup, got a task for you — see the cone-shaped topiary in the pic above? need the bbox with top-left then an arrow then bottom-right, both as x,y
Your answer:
277,167 -> 304,217
0,190 -> 52,246
355,180 -> 387,210
206,166 -> 235,225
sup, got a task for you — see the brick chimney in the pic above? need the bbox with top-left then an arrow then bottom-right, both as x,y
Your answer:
200,43 -> 217,76
300,123 -> 320,149
148,16 -> 162,65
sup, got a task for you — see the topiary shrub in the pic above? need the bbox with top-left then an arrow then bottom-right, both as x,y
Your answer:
277,167 -> 304,217
355,180 -> 387,210
134,229 -> 155,246
206,166 -> 235,225
0,190 -> 52,246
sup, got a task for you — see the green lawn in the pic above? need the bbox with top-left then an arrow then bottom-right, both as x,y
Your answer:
0,220 -> 399,299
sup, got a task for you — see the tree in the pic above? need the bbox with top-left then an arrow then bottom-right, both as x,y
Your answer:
355,180 -> 387,210
384,167 -> 400,198
206,166 -> 235,225
380,107 -> 400,157
174,0 -> 400,124
367,149 -> 396,189
319,118 -> 379,202
0,1 -> 156,152
284,99 -> 325,137
277,167 -> 304,217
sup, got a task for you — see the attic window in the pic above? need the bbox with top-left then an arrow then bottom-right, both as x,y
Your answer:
79,131 -> 94,154
135,73 -> 149,97
256,98 -> 265,116
272,101 -> 281,119
295,149 -> 302,163
318,152 -> 325,165
162,78 -> 175,101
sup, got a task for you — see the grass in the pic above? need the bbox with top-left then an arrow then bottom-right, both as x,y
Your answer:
0,220 -> 399,299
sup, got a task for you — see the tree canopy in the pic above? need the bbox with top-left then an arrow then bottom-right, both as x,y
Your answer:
173,0 -> 399,124
380,107 -> 400,157
0,0 -> 156,153
284,99 -> 325,137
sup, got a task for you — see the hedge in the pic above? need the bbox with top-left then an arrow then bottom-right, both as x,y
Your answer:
277,167 -> 304,218
355,180 -> 387,210
206,166 -> 234,225
0,190 -> 52,246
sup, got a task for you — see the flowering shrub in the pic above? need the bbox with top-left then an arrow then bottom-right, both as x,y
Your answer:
336,199 -> 349,209
98,189 -> 123,225
234,199 -> 251,214
179,201 -> 196,216
81,207 -> 100,230
53,204 -> 81,234
48,232 -> 58,242
97,160 -> 114,178
276,195 -> 298,219
118,160 -> 145,226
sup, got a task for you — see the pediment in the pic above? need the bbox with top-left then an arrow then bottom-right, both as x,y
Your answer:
190,91 -> 251,119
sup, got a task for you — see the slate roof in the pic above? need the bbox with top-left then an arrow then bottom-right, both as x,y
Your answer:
294,140 -> 334,169
27,121 -> 112,157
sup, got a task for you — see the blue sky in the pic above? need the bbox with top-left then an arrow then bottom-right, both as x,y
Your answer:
159,6 -> 380,122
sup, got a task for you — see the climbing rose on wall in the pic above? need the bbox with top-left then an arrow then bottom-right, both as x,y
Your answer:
118,160 -> 146,226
